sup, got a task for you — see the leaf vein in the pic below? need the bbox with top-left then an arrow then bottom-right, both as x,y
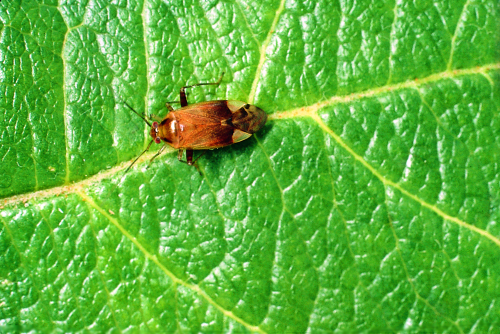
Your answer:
248,0 -> 286,103
311,113 -> 500,249
447,0 -> 472,71
76,189 -> 266,334
269,63 -> 500,120
384,193 -> 465,333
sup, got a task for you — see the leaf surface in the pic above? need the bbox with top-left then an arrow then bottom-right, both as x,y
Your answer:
1,0 -> 500,332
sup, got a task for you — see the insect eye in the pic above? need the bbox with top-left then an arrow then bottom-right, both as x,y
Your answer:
244,104 -> 250,109
154,137 -> 161,144
152,121 -> 159,129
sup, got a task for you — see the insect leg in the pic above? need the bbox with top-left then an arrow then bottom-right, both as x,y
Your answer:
125,139 -> 154,173
165,102 -> 174,111
186,149 -> 194,165
187,150 -> 204,175
149,114 -> 163,122
180,72 -> 225,107
177,149 -> 204,174
147,143 -> 168,168
177,149 -> 194,165
191,151 -> 206,166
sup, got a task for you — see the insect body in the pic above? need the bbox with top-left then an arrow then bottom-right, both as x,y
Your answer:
125,73 -> 267,171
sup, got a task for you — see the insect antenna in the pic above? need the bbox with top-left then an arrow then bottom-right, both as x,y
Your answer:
123,101 -> 151,127
125,139 -> 154,173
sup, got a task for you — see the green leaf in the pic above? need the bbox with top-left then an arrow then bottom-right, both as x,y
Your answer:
1,0 -> 500,332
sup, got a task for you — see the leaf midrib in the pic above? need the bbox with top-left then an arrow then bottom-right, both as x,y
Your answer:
77,190 -> 266,334
3,64 -> 500,250
269,63 -> 500,121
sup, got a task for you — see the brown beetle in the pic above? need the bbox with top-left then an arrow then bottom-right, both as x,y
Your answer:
125,73 -> 267,171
